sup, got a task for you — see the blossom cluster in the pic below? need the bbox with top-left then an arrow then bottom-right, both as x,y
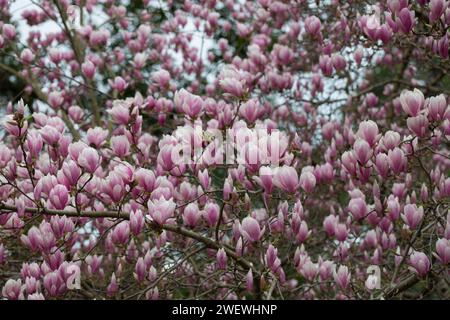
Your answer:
0,0 -> 449,300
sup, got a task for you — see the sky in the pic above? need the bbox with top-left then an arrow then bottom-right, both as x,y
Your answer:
5,0 -> 377,126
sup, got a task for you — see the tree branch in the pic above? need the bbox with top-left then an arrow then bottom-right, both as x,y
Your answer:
0,202 -> 262,299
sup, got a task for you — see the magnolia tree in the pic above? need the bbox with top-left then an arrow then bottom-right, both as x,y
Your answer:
0,0 -> 449,300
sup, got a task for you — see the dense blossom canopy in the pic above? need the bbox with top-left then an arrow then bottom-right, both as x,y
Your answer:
0,0 -> 449,300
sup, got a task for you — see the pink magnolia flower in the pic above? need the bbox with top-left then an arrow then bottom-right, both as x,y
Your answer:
203,202 -> 220,227
152,69 -> 170,88
348,197 -> 368,220
0,143 -> 12,168
216,248 -> 227,270
341,151 -> 358,175
265,244 -> 282,274
305,16 -> 321,36
354,47 -> 364,65
299,171 -> 316,193
219,77 -> 244,97
396,7 -> 415,33
218,66 -> 246,97
333,265 -> 351,290
400,89 -> 425,116
68,106 -> 84,123
133,53 -> 147,69
332,54 -> 346,71
241,216 -> 263,242
134,168 -> 156,193
365,93 -> 379,107
294,220 -> 311,243
408,251 -> 430,277
381,130 -> 401,151
387,196 -> 401,221
182,203 -> 201,228
273,45 -> 294,65
174,89 -> 203,118
81,60 -> 96,79
107,273 -> 119,297
108,101 -> 130,125
49,184 -> 69,210
246,269 -> 254,292
323,215 -> 338,236
426,94 -> 447,121
111,135 -> 131,158
20,48 -> 35,64
111,221 -> 130,245
407,114 -> 429,138
34,175 -> 58,201
319,260 -> 335,281
319,55 -> 333,76
110,76 -> 127,92
43,271 -> 66,297
40,125 -> 61,146
87,127 -> 109,147
20,227 -> 43,252
48,91 -> 64,109
362,13 -> 381,40
253,166 -> 274,193
429,0 -> 446,23
85,255 -> 103,275
434,238 -> 450,264
50,216 -> 74,239
134,257 -> 146,283
2,24 -> 16,40
273,166 -> 299,193
353,139 -> 373,165
68,141 -> 88,161
3,114 -> 27,137
239,99 -> 261,123
26,132 -> 43,158
147,197 -> 176,225
21,263 -> 40,282
103,172 -> 125,202
77,147 -> 101,173
2,279 -> 23,300
301,260 -> 318,281
25,276 -> 40,295
357,120 -> 379,147
134,168 -> 156,192
401,204 -> 424,230
157,144 -> 176,171
197,169 -> 210,190
335,223 -> 348,242
375,153 -> 389,178
388,147 -> 407,174
89,29 -> 110,46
